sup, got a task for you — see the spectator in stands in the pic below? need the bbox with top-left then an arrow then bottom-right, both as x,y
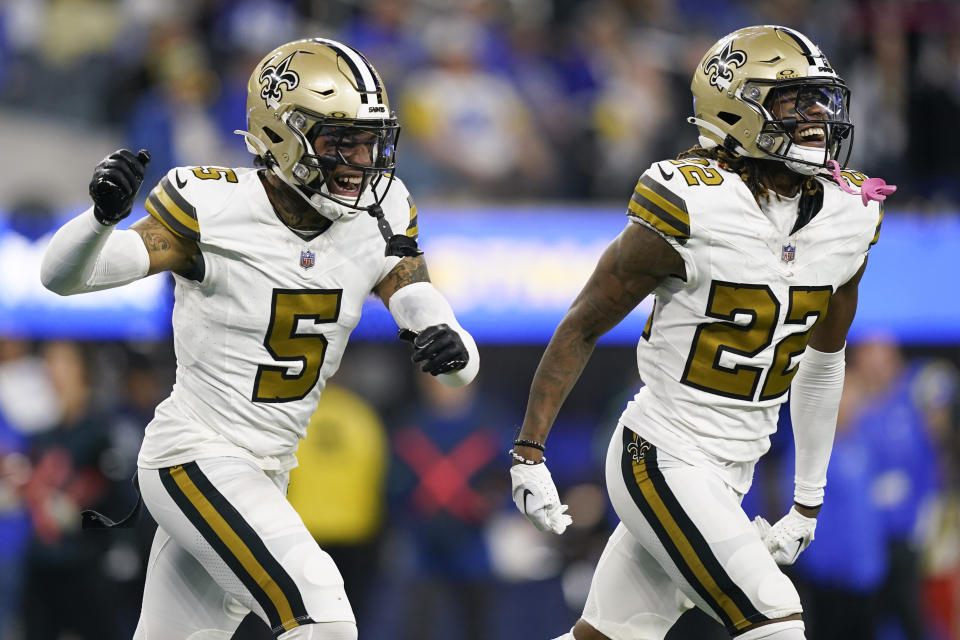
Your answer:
0,336 -> 59,636
389,375 -> 507,640
398,14 -> 554,198
784,369 -> 888,640
848,336 -> 940,640
20,341 -> 122,640
126,24 -> 244,191
287,382 -> 389,628
100,348 -> 171,637
913,359 -> 959,640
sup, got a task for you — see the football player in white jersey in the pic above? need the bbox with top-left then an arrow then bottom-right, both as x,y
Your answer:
508,26 -> 894,640
40,38 -> 479,640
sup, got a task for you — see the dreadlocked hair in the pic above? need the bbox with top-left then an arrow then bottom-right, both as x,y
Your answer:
677,145 -> 822,205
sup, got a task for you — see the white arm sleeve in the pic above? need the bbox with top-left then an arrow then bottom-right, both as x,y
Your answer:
40,207 -> 150,296
388,281 -> 479,387
790,345 -> 846,507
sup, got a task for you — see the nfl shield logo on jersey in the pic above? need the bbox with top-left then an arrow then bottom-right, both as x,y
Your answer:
781,243 -> 796,263
299,249 -> 315,270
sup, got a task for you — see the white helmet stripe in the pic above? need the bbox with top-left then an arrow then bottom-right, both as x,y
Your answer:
312,38 -> 383,105
775,26 -> 827,68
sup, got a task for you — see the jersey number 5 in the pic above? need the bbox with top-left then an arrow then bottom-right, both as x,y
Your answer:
680,282 -> 832,401
252,289 -> 343,403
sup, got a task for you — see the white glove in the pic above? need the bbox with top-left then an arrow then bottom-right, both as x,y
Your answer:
753,508 -> 817,566
510,463 -> 572,534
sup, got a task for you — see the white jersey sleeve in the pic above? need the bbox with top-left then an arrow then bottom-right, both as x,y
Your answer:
625,159 -> 702,290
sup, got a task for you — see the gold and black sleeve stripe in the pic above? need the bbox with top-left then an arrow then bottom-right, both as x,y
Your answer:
159,463 -> 314,634
405,194 -> 419,239
870,202 -> 884,247
145,176 -> 200,242
619,429 -> 768,634
627,175 -> 691,242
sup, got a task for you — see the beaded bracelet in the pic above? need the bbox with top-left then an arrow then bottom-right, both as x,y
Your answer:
511,438 -> 546,452
508,449 -> 545,465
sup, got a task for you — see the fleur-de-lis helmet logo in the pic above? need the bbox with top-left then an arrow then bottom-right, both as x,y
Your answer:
259,52 -> 300,109
703,41 -> 747,92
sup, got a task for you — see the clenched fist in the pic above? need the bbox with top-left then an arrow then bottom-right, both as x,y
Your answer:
89,148 -> 151,225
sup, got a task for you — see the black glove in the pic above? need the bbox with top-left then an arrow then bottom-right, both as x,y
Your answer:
89,148 -> 151,225
399,324 -> 469,375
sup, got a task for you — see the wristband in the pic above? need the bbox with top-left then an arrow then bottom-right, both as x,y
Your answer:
511,438 -> 545,452
509,449 -> 545,465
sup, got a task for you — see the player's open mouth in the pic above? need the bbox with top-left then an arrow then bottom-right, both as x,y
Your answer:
329,174 -> 363,196
797,125 -> 826,147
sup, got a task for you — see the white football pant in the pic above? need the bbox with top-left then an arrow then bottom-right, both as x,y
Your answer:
134,457 -> 355,639
580,424 -> 803,640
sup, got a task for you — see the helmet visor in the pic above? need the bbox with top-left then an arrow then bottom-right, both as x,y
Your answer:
745,79 -> 854,169
303,122 -> 399,173
765,84 -> 850,124
285,109 -> 401,211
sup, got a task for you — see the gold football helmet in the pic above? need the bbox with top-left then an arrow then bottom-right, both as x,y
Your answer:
689,25 -> 853,175
238,38 -> 400,221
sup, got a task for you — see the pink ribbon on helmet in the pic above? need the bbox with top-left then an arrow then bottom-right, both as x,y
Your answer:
826,160 -> 897,207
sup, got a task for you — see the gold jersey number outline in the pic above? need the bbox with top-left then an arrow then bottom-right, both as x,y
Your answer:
191,167 -> 239,183
681,281 -> 832,401
252,289 -> 343,403
668,158 -> 724,187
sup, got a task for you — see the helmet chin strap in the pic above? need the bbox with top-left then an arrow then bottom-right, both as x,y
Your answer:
278,167 -> 360,222
686,118 -> 835,176
234,129 -> 271,159
234,129 -> 421,257
233,129 -> 359,222
687,117 -> 749,155
784,144 -> 826,176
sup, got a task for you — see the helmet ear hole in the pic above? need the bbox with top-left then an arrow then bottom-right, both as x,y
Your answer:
718,111 -> 742,126
263,127 -> 284,144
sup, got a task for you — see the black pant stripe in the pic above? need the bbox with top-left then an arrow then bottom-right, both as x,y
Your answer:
160,463 -> 314,635
620,429 -> 769,633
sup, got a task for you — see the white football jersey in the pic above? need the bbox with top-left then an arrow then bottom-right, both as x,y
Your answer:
137,167 -> 418,471
619,157 -> 883,493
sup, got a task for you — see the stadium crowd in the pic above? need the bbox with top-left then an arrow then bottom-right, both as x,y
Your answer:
1,0 -> 959,209
1,1 -> 959,639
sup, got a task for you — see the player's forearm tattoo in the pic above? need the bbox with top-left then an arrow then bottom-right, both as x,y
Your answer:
522,320 -> 596,441
521,241 -> 663,442
142,231 -> 171,253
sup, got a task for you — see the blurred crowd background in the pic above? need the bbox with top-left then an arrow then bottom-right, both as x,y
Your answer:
2,0 -> 960,209
1,1 -> 959,639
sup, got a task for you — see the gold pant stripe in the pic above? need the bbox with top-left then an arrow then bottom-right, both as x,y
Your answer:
168,466 -> 299,631
631,456 -> 750,629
